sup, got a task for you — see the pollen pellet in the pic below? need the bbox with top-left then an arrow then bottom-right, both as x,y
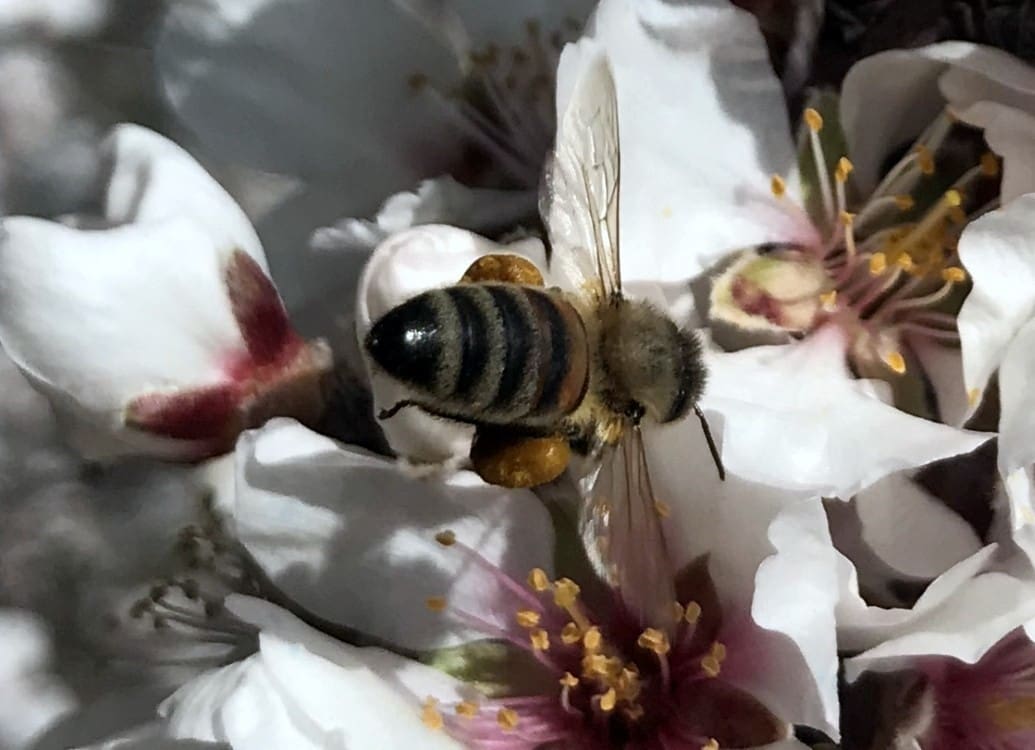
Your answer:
460,253 -> 545,286
470,432 -> 570,489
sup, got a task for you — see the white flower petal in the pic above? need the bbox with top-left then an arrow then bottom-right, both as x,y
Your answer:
645,422 -> 840,737
954,101 -> 1035,203
702,327 -> 991,498
234,419 -> 554,650
910,340 -> 969,427
356,224 -> 547,462
957,193 -> 1035,415
0,0 -> 109,36
564,0 -> 810,302
851,473 -> 982,579
164,599 -> 463,749
842,42 -> 1035,192
0,609 -> 75,749
103,124 -> 265,267
157,0 -> 463,186
997,312 -> 1035,474
0,216 -> 245,458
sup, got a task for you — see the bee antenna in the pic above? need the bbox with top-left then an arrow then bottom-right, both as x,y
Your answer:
693,404 -> 725,481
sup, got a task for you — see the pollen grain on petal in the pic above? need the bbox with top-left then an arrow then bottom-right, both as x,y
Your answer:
421,698 -> 444,731
435,530 -> 457,547
456,700 -> 479,719
770,174 -> 787,198
497,707 -> 519,731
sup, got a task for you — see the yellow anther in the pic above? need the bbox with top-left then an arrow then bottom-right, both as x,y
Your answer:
434,530 -> 456,547
456,700 -> 479,719
585,653 -> 611,676
916,145 -> 935,175
530,628 -> 550,651
944,188 -> 963,207
560,672 -> 579,688
942,266 -> 967,283
770,174 -> 787,198
497,708 -> 519,731
637,628 -> 671,655
654,499 -> 671,518
672,602 -> 685,622
701,654 -> 722,678
895,254 -> 914,271
835,156 -> 854,182
703,740 -> 721,750
804,108 -> 823,132
884,351 -> 907,375
840,210 -> 855,226
421,698 -> 444,731
869,252 -> 888,275
553,578 -> 581,608
968,388 -> 982,407
981,152 -> 1000,177
894,194 -> 915,211
583,626 -> 603,651
528,568 -> 550,592
684,601 -> 702,624
425,596 -> 447,613
819,290 -> 838,310
599,687 -> 618,712
515,610 -> 541,628
710,642 -> 727,663
561,622 -> 582,645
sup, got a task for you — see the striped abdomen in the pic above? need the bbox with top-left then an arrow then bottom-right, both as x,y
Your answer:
365,283 -> 590,428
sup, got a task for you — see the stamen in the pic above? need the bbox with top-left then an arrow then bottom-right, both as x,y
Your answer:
530,628 -> 551,651
869,253 -> 888,275
701,641 -> 727,678
883,351 -> 907,375
599,687 -> 618,713
895,195 -> 916,211
684,601 -> 702,624
456,701 -> 480,719
497,707 -> 520,732
553,578 -> 581,608
672,602 -> 685,622
583,626 -> 603,652
942,266 -> 967,283
422,698 -> 445,731
803,108 -> 835,222
559,672 -> 579,714
561,622 -> 582,645
770,174 -> 787,198
703,740 -> 720,750
528,568 -> 550,592
916,145 -> 936,176
516,610 -> 541,628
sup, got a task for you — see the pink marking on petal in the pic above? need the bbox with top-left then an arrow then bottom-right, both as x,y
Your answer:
224,249 -> 302,368
125,382 -> 239,443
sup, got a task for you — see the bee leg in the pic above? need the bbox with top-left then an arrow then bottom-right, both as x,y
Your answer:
377,400 -> 423,420
470,426 -> 571,489
460,254 -> 545,286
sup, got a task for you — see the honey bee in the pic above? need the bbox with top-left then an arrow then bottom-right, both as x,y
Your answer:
365,54 -> 723,495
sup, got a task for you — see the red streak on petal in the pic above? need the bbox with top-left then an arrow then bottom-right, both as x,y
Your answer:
126,383 -> 239,442
731,276 -> 785,326
224,249 -> 302,368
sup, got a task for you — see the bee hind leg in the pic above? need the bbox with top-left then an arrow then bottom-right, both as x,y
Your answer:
460,254 -> 545,286
470,426 -> 571,489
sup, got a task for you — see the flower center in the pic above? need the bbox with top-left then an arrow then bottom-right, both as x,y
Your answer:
421,531 -> 738,749
408,18 -> 580,188
776,107 -> 1001,378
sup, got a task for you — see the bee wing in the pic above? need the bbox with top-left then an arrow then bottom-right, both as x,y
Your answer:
581,426 -> 676,627
539,53 -> 622,301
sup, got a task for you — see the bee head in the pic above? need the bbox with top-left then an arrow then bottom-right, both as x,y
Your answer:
601,301 -> 707,425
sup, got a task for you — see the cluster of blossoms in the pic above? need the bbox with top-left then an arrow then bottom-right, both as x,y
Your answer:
7,1 -> 1035,749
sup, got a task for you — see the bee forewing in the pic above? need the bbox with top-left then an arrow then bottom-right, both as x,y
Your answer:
579,426 -> 677,629
539,52 -> 622,302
